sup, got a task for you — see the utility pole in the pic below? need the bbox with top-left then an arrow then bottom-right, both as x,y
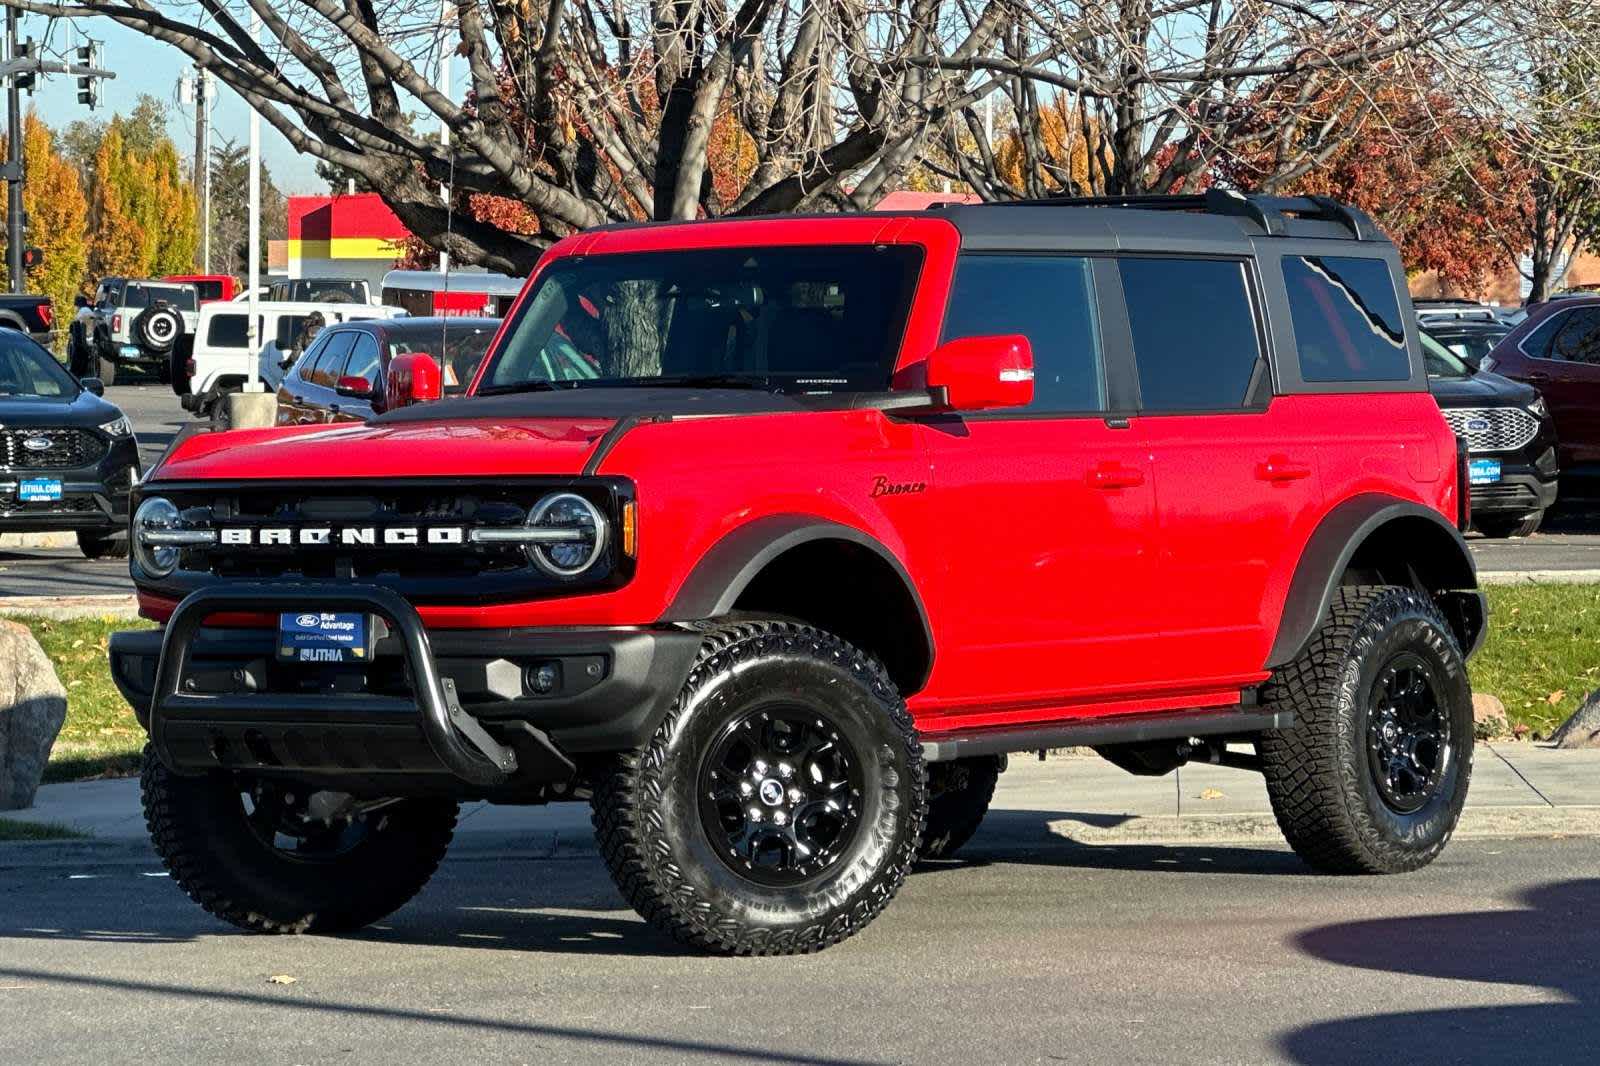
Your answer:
5,9 -> 23,293
192,63 -> 210,272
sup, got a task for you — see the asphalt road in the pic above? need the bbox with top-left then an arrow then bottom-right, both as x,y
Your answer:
1,830 -> 1596,1064
6,381 -> 1600,599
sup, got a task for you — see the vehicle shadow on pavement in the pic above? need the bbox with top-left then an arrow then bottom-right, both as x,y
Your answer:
1279,878 -> 1600,1064
916,808 -> 1312,877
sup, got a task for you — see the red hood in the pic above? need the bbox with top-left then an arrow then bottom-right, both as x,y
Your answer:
151,418 -> 616,481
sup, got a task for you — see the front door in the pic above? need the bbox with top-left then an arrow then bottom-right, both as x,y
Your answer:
917,253 -> 1161,728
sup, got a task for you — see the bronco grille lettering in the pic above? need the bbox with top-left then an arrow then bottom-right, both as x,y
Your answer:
211,525 -> 470,547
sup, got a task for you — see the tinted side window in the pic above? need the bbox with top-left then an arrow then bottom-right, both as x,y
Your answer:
1119,258 -> 1261,410
206,313 -> 251,348
1548,308 -> 1600,365
309,333 -> 357,386
290,333 -> 329,381
1519,310 -> 1570,360
941,255 -> 1103,413
1283,255 -> 1409,382
343,334 -> 382,386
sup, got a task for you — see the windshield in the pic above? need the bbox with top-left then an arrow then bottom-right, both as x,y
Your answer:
1421,332 -> 1472,379
125,284 -> 197,311
388,323 -> 499,395
479,246 -> 924,394
0,331 -> 78,397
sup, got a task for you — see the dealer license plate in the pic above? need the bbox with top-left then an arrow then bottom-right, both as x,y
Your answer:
19,478 -> 62,503
1468,459 -> 1502,486
277,612 -> 370,663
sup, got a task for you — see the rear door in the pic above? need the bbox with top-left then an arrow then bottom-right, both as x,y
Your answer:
920,254 -> 1163,723
1118,256 -> 1324,684
1513,306 -> 1600,468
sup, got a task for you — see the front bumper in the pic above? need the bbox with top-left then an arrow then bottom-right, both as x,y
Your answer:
1470,463 -> 1559,517
0,438 -> 139,532
109,583 -> 701,794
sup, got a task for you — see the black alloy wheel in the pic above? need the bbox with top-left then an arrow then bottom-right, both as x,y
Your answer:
698,707 -> 865,886
1366,654 -> 1451,814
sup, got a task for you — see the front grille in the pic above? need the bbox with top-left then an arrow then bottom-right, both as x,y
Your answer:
140,478 -> 632,605
0,491 -> 102,515
1441,407 -> 1539,454
0,428 -> 107,469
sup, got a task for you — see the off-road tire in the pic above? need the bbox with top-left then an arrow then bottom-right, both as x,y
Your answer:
142,746 -> 458,934
591,620 -> 927,955
96,352 -> 117,385
918,756 -> 1003,861
1257,585 -> 1473,874
67,324 -> 89,377
76,531 -> 128,560
1474,511 -> 1542,539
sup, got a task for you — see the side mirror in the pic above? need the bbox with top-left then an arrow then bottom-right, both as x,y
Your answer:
922,335 -> 1034,412
335,375 -> 374,398
385,351 -> 442,409
80,377 -> 105,396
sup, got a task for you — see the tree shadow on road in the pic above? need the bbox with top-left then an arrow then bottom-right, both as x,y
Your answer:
1279,878 -> 1600,1065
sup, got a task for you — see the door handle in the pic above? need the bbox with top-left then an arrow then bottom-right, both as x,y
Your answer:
1088,463 -> 1145,489
1257,456 -> 1312,482
1524,372 -> 1552,383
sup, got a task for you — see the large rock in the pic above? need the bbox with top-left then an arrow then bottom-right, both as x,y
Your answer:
0,620 -> 68,810
1472,692 -> 1507,725
1551,690 -> 1600,749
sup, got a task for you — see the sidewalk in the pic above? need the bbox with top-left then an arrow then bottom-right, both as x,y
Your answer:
6,743 -> 1596,854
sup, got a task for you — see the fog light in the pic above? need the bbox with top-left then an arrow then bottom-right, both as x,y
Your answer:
526,662 -> 561,696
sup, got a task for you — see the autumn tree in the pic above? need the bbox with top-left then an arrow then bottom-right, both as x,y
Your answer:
0,112 -> 89,342
83,114 -> 200,280
1,0 -> 1568,277
1509,48 -> 1600,302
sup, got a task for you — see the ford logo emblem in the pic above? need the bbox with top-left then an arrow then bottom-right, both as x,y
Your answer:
21,436 -> 52,451
295,614 -> 322,627
1465,418 -> 1491,433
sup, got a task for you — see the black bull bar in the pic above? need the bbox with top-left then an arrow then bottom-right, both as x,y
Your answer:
146,583 -> 528,787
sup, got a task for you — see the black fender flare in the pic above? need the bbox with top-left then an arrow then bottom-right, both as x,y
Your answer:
1267,495 -> 1483,667
662,514 -> 936,689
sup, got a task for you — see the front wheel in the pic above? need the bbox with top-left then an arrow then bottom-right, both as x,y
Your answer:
142,747 -> 458,934
1257,586 -> 1473,874
76,531 -> 128,560
592,620 -> 927,955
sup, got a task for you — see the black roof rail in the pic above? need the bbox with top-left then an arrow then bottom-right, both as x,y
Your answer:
934,189 -> 1380,241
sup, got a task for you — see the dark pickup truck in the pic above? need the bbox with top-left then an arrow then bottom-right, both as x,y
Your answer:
0,294 -> 54,347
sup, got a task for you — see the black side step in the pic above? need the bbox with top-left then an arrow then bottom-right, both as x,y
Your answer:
920,706 -> 1292,763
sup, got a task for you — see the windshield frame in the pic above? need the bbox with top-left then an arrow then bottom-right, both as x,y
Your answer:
473,242 -> 929,397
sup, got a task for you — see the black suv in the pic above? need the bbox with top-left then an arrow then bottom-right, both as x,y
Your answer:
1423,333 -> 1557,537
0,330 -> 139,558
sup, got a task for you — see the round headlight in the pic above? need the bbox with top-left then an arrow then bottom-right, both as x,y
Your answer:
133,497 -> 181,577
527,493 -> 607,577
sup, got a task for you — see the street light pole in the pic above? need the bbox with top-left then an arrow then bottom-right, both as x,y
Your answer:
5,9 -> 23,294
245,11 -> 260,390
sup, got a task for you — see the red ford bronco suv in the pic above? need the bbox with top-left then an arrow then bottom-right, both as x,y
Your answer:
110,192 -> 1485,955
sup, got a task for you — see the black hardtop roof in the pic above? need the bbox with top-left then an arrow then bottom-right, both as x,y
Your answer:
586,191 -> 1388,255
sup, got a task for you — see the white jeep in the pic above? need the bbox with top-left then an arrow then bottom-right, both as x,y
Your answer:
76,279 -> 201,385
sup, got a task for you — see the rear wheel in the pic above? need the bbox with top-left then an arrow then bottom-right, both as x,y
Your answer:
142,747 -> 458,934
96,354 -> 117,385
1474,511 -> 1542,539
76,531 -> 128,560
918,756 -> 1003,860
1257,585 -> 1472,874
592,620 -> 926,955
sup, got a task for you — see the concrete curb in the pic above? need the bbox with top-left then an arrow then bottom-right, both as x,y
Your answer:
1043,805 -> 1600,846
0,532 -> 76,550
0,594 -> 141,620
1479,568 -> 1600,585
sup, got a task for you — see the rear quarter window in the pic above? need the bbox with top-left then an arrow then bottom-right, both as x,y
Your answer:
1283,255 -> 1410,383
205,313 -> 251,348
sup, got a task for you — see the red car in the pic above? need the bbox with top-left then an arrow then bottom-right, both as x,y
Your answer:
110,192 -> 1483,954
1479,294 -> 1600,481
163,274 -> 237,304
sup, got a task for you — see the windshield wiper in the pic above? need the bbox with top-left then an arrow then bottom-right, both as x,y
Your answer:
475,379 -> 582,396
640,374 -> 776,390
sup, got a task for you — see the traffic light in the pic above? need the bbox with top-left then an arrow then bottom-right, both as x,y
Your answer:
21,247 -> 42,270
76,42 -> 99,109
14,39 -> 34,94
